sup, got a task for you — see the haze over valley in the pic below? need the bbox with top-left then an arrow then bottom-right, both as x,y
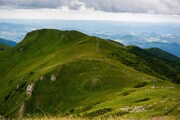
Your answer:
0,19 -> 180,56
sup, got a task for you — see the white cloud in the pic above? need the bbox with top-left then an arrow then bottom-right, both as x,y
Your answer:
0,0 -> 180,15
0,0 -> 180,22
1,8 -> 180,23
0,7 -> 180,23
81,0 -> 180,15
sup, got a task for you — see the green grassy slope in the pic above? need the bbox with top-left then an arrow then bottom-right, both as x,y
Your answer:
145,47 -> 180,63
0,43 -> 11,51
104,44 -> 180,83
0,29 -> 179,119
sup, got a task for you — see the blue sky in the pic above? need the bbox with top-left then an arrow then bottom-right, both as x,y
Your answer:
0,0 -> 180,22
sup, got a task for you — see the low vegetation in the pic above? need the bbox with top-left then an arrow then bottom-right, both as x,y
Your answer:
0,43 -> 11,51
0,29 -> 179,119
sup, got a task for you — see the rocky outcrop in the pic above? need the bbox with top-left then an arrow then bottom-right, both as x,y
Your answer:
19,102 -> 26,119
26,83 -> 34,97
51,74 -> 57,81
18,83 -> 35,118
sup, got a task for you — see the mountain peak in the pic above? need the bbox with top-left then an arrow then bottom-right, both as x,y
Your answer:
17,29 -> 87,52
0,29 -> 180,119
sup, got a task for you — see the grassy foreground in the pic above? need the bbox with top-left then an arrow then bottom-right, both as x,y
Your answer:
24,115 -> 179,120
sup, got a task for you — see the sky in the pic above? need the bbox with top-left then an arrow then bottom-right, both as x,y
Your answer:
0,0 -> 180,23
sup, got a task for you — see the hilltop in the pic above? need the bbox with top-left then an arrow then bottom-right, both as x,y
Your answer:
0,29 -> 179,119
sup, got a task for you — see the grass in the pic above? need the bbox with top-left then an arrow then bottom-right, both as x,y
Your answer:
0,29 -> 179,119
23,115 -> 180,120
0,43 -> 11,51
145,47 -> 180,63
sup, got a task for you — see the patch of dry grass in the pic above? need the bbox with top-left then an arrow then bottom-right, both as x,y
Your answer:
23,116 -> 179,120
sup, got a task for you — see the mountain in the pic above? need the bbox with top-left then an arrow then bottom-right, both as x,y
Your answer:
0,43 -> 11,51
0,38 -> 17,46
0,29 -> 179,119
145,48 -> 180,63
92,33 -> 180,57
125,45 -> 180,83
1,20 -> 180,56
139,42 -> 180,57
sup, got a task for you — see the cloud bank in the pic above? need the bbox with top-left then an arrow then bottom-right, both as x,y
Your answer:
0,0 -> 180,15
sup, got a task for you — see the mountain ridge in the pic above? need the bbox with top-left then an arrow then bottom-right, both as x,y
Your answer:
0,29 -> 179,119
145,47 -> 180,63
0,38 -> 17,46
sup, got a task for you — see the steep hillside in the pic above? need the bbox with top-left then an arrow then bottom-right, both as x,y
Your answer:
103,44 -> 180,84
126,45 -> 180,83
0,29 -> 179,119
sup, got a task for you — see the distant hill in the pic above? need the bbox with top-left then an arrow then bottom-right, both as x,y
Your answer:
92,33 -> 180,57
124,45 -> 180,83
0,38 -> 17,46
0,43 -> 11,51
0,29 -> 179,119
145,48 -> 180,63
140,42 -> 180,57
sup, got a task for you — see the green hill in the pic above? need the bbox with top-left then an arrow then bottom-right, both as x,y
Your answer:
0,29 -> 179,119
125,45 -> 180,83
145,47 -> 180,63
0,43 -> 11,51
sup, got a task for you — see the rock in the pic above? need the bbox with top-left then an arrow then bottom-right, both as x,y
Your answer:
39,75 -> 45,81
51,74 -> 57,81
119,106 -> 131,112
26,83 -> 34,97
131,105 -> 146,112
151,85 -> 156,89
119,105 -> 149,113
19,102 -> 25,118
